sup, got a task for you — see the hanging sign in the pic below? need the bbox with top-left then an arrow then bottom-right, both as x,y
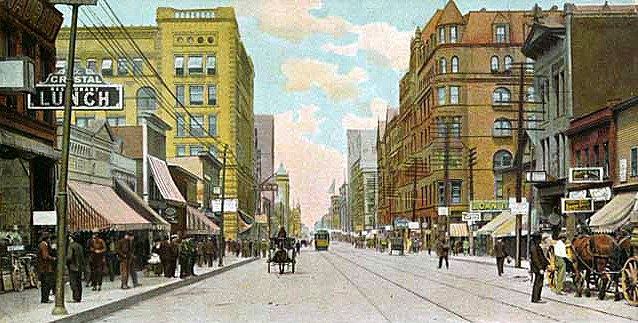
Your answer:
561,198 -> 594,213
569,190 -> 588,199
620,159 -> 628,183
408,222 -> 420,229
589,187 -> 611,201
569,167 -> 603,183
462,212 -> 481,222
438,207 -> 449,216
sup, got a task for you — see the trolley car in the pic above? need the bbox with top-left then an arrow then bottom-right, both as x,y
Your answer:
314,230 -> 330,251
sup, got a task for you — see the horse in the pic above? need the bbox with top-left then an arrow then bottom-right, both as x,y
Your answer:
568,234 -> 625,300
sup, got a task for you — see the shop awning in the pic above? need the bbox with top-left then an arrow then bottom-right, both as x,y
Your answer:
449,223 -> 469,237
477,210 -> 512,235
589,192 -> 635,233
113,179 -> 170,231
492,214 -> 528,238
147,155 -> 186,205
68,181 -> 153,232
186,206 -> 219,235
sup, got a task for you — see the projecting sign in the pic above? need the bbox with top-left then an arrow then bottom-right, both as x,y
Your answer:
569,167 -> 603,184
508,197 -> 529,215
526,171 -> 547,182
438,207 -> 449,216
408,222 -> 420,229
620,159 -> 628,183
259,183 -> 278,191
211,199 -> 238,212
28,69 -> 123,110
385,225 -> 393,231
470,200 -> 508,212
462,212 -> 481,222
561,198 -> 594,213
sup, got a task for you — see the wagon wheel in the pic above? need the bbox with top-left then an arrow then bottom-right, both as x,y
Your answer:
621,256 -> 638,306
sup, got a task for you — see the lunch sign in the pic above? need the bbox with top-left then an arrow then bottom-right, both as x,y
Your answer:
28,69 -> 123,110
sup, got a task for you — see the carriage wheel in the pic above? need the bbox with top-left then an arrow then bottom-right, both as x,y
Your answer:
621,256 -> 638,306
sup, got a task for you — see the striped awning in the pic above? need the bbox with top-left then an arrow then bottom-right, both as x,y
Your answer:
589,192 -> 635,233
477,210 -> 512,235
186,206 -> 219,235
113,179 -> 170,231
492,214 -> 528,238
68,181 -> 153,232
449,223 -> 469,237
147,155 -> 186,205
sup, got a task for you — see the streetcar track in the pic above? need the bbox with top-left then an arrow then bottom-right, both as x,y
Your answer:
319,253 -> 393,323
340,248 -> 638,322
322,251 -> 475,322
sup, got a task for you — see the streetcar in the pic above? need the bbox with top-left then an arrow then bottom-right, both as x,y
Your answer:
314,229 -> 330,251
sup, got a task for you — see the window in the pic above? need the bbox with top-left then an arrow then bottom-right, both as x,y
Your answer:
439,57 -> 446,73
208,115 -> 217,136
136,87 -> 156,112
527,114 -> 537,131
437,87 -> 446,105
584,148 -> 590,167
493,150 -> 513,169
575,150 -> 581,167
438,27 -> 445,44
132,58 -> 143,75
207,56 -> 216,75
495,25 -> 507,43
494,174 -> 503,199
176,146 -> 186,157
106,116 -> 126,126
603,142 -> 609,177
526,57 -> 534,73
449,26 -> 457,43
176,114 -> 186,137
451,56 -> 459,73
451,117 -> 461,138
117,58 -> 127,76
188,56 -> 203,74
86,59 -> 97,73
190,85 -> 204,105
631,147 -> 638,177
451,181 -> 461,204
593,145 -> 600,167
101,59 -> 113,76
450,86 -> 459,104
75,116 -> 94,128
438,182 -> 446,205
493,119 -> 511,137
190,145 -> 202,156
504,56 -> 512,71
207,85 -> 217,105
436,117 -> 447,138
174,56 -> 184,76
493,87 -> 510,104
490,56 -> 499,72
190,115 -> 204,137
175,85 -> 184,106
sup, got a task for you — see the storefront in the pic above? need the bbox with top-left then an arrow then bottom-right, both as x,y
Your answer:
147,155 -> 187,233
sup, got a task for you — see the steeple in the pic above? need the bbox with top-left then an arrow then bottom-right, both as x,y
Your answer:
276,163 -> 287,176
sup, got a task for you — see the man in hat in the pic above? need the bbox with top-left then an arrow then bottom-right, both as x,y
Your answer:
530,232 -> 549,303
36,232 -> 55,303
117,232 -> 133,289
205,236 -> 216,267
158,235 -> 171,276
494,238 -> 508,276
88,230 -> 107,291
551,232 -> 568,295
67,233 -> 84,302
179,235 -> 194,278
166,235 -> 180,277
436,237 -> 449,269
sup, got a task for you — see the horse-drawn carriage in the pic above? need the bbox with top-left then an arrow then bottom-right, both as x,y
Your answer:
267,237 -> 296,274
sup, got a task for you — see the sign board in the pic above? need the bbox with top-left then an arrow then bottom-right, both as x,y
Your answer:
470,200 -> 508,212
33,210 -> 56,226
394,217 -> 409,228
620,159 -> 628,183
255,215 -> 267,224
589,187 -> 611,201
561,198 -> 594,213
370,229 -> 378,234
569,190 -> 588,199
211,198 -> 238,212
508,197 -> 529,215
526,171 -> 547,182
28,69 -> 123,110
259,183 -> 278,191
7,245 -> 25,252
385,225 -> 393,231
569,167 -> 603,183
408,222 -> 420,229
438,207 -> 449,216
362,231 -> 368,236
462,212 -> 480,222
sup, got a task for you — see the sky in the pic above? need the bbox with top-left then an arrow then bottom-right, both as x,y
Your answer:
56,0 -> 636,229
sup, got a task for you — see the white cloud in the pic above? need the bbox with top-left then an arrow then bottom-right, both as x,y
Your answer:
341,97 -> 388,130
274,105 -> 345,228
281,58 -> 368,101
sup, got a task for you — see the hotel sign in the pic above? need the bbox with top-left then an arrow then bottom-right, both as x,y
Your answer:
470,200 -> 508,212
561,198 -> 594,213
5,0 -> 64,42
569,167 -> 603,184
28,69 -> 123,110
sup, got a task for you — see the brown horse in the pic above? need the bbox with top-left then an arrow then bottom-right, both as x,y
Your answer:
568,234 -> 624,300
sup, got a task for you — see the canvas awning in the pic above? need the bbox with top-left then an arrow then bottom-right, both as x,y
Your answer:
477,210 -> 512,235
113,179 -> 170,231
68,181 -> 153,232
449,223 -> 469,237
147,155 -> 186,205
589,192 -> 635,233
492,214 -> 528,238
186,206 -> 219,235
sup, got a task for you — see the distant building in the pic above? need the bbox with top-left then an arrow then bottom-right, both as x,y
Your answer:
255,115 -> 275,215
347,129 -> 377,232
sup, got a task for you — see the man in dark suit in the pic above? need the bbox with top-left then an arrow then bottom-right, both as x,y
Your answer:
36,232 -> 55,303
494,238 -> 508,276
530,233 -> 548,303
67,233 -> 84,302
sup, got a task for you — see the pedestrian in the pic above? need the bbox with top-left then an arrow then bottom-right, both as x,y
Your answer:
127,233 -> 140,287
179,236 -> 194,278
166,235 -> 179,277
463,239 -> 469,256
197,239 -> 205,267
261,239 -> 267,258
530,232 -> 549,303
116,231 -> 139,289
551,232 -> 567,295
36,232 -> 55,303
67,233 -> 84,302
88,230 -> 107,291
205,236 -> 216,267
107,237 -> 117,281
436,238 -> 449,269
158,236 -> 169,275
189,238 -> 198,276
494,238 -> 508,276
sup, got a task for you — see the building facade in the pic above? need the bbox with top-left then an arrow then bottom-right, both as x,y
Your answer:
55,6 -> 254,240
274,163 -> 289,234
254,115 -> 275,216
347,129 -> 377,233
339,182 -> 349,233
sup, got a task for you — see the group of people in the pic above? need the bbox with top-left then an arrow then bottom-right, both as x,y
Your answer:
153,235 -> 221,279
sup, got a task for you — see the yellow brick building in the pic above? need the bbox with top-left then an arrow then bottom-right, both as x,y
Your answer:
56,7 -> 255,239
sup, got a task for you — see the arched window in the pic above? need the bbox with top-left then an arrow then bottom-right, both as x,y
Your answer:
136,87 -> 156,112
493,87 -> 510,104
490,56 -> 499,72
504,56 -> 513,71
493,119 -> 512,137
493,150 -> 513,169
439,57 -> 446,74
451,56 -> 459,73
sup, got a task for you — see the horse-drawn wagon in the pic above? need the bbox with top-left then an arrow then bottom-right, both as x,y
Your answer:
267,237 -> 296,274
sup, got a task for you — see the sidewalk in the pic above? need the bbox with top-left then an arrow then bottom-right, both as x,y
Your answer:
0,255 -> 255,323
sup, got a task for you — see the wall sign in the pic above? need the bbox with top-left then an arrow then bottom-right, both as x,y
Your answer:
569,167 -> 603,183
470,200 -> 508,212
561,198 -> 594,213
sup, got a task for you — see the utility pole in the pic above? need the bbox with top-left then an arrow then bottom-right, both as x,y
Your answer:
468,147 -> 478,201
514,64 -> 527,269
218,145 -> 228,267
438,119 -> 451,246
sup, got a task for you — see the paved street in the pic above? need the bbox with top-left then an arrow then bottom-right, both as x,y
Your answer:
93,242 -> 638,323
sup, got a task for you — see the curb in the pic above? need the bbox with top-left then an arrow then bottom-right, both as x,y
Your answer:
448,256 -> 528,269
48,257 -> 259,323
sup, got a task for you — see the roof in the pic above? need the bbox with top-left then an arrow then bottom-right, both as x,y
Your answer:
186,206 -> 219,235
449,223 -> 469,237
148,155 -> 186,205
589,192 -> 635,233
276,163 -> 287,176
438,0 -> 463,26
477,210 -> 512,235
68,181 -> 153,232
